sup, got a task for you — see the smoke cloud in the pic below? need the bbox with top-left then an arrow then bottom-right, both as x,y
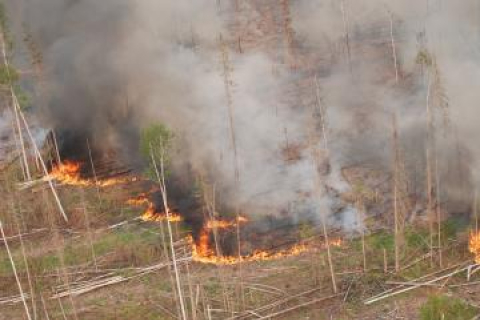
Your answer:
7,0 -> 480,223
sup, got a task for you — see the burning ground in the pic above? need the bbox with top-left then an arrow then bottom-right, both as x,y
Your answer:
2,0 -> 480,319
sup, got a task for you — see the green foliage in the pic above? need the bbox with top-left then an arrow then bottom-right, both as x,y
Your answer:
441,217 -> 467,243
14,85 -> 30,109
0,64 -> 18,84
420,295 -> 477,320
139,123 -> 174,180
405,227 -> 430,251
0,2 -> 13,51
368,230 -> 394,252
298,220 -> 315,240
416,49 -> 433,67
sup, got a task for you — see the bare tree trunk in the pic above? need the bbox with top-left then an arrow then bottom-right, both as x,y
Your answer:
86,139 -> 100,196
310,75 -> 337,293
383,248 -> 388,273
0,30 -> 31,181
281,0 -> 296,70
356,197 -> 367,272
435,156 -> 443,268
475,189 -> 478,234
388,10 -> 399,84
150,147 -> 188,320
40,295 -> 51,320
219,33 -> 245,309
0,220 -> 33,320
52,129 -> 62,164
426,74 -> 435,266
340,0 -> 352,73
81,190 -> 98,271
13,207 -> 37,320
392,114 -> 401,272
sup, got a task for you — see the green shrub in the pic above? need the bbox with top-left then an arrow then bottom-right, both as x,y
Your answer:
420,295 -> 477,320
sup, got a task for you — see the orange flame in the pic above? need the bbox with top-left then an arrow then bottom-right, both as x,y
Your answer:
126,193 -> 150,206
141,203 -> 183,223
206,216 -> 248,230
189,232 -> 310,265
469,231 -> 480,264
48,161 -> 131,187
188,222 -> 343,265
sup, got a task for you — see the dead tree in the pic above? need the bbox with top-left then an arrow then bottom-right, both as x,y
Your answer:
340,0 -> 352,73
388,10 -> 399,84
310,75 -> 337,293
219,33 -> 246,308
281,0 -> 296,70
150,144 -> 188,320
391,113 -> 410,272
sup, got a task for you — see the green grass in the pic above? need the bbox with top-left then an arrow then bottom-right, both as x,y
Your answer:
420,295 -> 477,320
0,227 -> 164,276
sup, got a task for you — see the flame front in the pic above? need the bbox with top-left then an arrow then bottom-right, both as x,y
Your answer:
141,203 -> 183,222
469,231 -> 480,264
206,216 -> 248,229
189,223 -> 343,265
48,161 -> 130,187
126,193 -> 183,223
189,232 -> 310,265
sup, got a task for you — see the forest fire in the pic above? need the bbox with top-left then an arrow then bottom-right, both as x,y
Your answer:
141,203 -> 183,222
47,160 -> 131,187
206,216 -> 248,229
125,193 -> 150,206
189,230 -> 308,265
126,193 -> 183,223
469,231 -> 480,264
188,223 -> 344,265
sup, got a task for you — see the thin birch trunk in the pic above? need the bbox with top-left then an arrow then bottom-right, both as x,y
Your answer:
340,0 -> 352,73
435,156 -> 443,268
150,146 -> 188,320
219,33 -> 245,309
40,295 -> 51,320
81,190 -> 98,271
86,138 -> 100,196
13,209 -> 37,320
311,74 -> 336,293
0,30 -> 31,181
52,130 -> 61,164
388,10 -> 399,84
0,220 -> 32,320
426,73 -> 434,266
392,114 -> 401,272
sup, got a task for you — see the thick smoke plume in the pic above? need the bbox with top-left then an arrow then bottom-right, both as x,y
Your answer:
7,0 -> 480,223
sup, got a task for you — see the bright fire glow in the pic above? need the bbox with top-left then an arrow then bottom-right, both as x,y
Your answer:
48,160 -> 131,187
188,225 -> 343,265
141,203 -> 183,223
469,231 -> 480,264
126,193 -> 150,206
206,216 -> 248,229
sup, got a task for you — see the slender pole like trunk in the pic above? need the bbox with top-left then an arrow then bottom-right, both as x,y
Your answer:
426,74 -> 435,266
219,33 -> 245,309
435,156 -> 443,268
0,221 -> 32,320
475,190 -> 478,234
340,0 -> 352,73
0,31 -> 31,180
310,74 -> 336,293
150,147 -> 188,320
86,139 -> 100,196
13,208 -> 37,320
388,11 -> 399,84
392,114 -> 401,272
